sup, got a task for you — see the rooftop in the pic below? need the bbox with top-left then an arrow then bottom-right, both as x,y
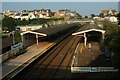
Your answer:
72,23 -> 105,35
21,23 -> 79,36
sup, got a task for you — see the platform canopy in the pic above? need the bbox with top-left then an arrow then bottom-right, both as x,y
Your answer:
21,23 -> 78,36
72,23 -> 105,46
72,23 -> 105,36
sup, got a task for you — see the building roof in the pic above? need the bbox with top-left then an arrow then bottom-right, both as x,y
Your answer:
21,14 -> 29,16
17,25 -> 43,28
72,23 -> 105,35
15,13 -> 21,16
21,23 -> 79,36
101,9 -> 116,14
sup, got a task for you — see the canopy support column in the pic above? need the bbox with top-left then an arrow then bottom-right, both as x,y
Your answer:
102,32 -> 105,40
84,33 -> 87,46
36,34 -> 38,46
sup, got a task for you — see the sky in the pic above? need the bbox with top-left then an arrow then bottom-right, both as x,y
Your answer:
2,2 -> 118,17
1,0 -> 120,2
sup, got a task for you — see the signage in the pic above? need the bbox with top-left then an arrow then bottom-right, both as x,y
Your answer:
11,43 -> 23,51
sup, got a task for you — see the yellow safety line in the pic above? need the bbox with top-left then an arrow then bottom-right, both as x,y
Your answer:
1,43 -> 54,80
80,47 -> 83,53
80,43 -> 83,53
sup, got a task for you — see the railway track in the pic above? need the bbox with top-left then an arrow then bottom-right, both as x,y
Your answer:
8,34 -> 80,80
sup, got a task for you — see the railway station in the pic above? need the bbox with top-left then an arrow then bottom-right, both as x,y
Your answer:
21,23 -> 80,47
72,23 -> 105,46
71,23 -> 118,73
1,23 -> 119,80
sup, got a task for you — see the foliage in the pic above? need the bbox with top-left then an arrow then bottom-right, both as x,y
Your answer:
14,31 -> 21,42
99,13 -> 104,18
2,16 -> 16,31
102,20 -> 120,68
91,14 -> 95,18
109,36 -> 120,68
103,20 -> 119,36
76,13 -> 82,18
85,16 -> 88,18
2,16 -> 64,31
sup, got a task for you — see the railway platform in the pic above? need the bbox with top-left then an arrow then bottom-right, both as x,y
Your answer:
1,41 -> 54,79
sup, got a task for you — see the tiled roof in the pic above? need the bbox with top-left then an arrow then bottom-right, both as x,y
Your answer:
101,9 -> 116,13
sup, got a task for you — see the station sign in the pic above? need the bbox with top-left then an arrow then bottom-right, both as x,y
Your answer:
11,43 -> 23,51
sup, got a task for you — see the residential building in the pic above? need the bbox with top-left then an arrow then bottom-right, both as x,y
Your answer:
100,9 -> 118,17
20,13 -> 29,20
105,16 -> 118,22
14,13 -> 38,20
39,9 -> 52,18
3,9 -> 53,19
29,13 -> 38,19
3,10 -> 16,16
54,9 -> 78,20
14,13 -> 22,19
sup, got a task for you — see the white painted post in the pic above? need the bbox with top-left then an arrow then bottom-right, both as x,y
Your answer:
21,34 -> 24,42
84,33 -> 87,46
102,32 -> 105,40
36,34 -> 38,46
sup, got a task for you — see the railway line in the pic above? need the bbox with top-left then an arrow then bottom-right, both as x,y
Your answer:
7,34 -> 80,79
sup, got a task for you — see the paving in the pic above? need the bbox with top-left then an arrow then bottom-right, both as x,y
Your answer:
5,35 -> 80,79
1,41 -> 53,78
74,42 -> 112,67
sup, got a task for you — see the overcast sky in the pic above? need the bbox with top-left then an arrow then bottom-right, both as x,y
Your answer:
1,0 -> 120,2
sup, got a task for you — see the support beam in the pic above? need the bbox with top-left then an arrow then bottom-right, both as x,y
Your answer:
36,34 -> 38,46
21,35 -> 24,42
102,32 -> 105,40
84,33 -> 87,46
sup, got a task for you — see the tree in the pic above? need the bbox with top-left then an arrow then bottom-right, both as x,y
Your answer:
2,16 -> 16,31
91,14 -> 95,18
14,31 -> 21,42
76,13 -> 82,18
103,20 -> 119,36
99,13 -> 104,18
102,20 -> 120,68
109,36 -> 120,68
85,16 -> 88,18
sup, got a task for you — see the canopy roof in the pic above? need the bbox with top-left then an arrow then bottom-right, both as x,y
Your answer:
21,23 -> 78,36
72,23 -> 105,35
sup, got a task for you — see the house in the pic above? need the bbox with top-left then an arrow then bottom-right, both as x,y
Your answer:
109,17 -> 118,22
100,9 -> 118,17
105,16 -> 118,22
14,13 -> 22,19
29,13 -> 38,19
20,13 -> 29,20
54,9 -> 77,19
3,10 -> 16,16
39,9 -> 52,18
14,13 -> 38,20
